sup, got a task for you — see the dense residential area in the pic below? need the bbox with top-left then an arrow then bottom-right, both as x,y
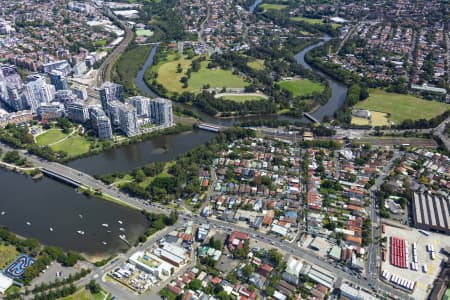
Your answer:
0,0 -> 450,300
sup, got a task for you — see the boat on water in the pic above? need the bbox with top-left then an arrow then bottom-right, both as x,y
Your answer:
1,211 -> 5,216
119,227 -> 125,231
102,241 -> 107,245
107,230 -> 112,233
26,222 -> 31,226
79,214 -> 83,219
49,227 -> 54,232
117,220 -> 123,225
119,234 -> 126,239
102,223 -> 109,227
77,230 -> 85,235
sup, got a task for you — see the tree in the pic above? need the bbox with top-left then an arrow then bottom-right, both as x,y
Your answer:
241,263 -> 255,278
268,248 -> 283,268
188,279 -> 202,290
86,280 -> 100,294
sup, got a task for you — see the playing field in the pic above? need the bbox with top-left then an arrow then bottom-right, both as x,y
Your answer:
0,245 -> 19,269
290,17 -> 341,29
351,111 -> 390,127
278,79 -> 324,97
355,89 -> 450,124
36,129 -> 69,146
247,59 -> 265,70
220,94 -> 266,103
50,135 -> 92,157
260,3 -> 288,11
136,29 -> 153,37
156,56 -> 247,94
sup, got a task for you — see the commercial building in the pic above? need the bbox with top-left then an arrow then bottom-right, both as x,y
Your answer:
66,102 -> 89,123
106,100 -> 121,126
412,192 -> 450,234
154,242 -> 187,267
118,103 -> 139,137
49,70 -> 68,91
98,81 -> 124,111
89,107 -> 113,139
339,282 -> 377,300
149,98 -> 173,125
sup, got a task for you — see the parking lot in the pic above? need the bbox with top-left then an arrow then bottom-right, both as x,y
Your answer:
381,225 -> 450,299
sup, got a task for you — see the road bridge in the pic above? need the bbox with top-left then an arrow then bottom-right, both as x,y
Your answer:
40,168 -> 81,187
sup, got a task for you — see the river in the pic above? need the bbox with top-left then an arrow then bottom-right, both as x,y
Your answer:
0,169 -> 150,258
133,30 -> 347,126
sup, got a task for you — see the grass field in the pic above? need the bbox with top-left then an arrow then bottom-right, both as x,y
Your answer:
355,89 -> 450,124
220,94 -> 266,103
36,129 -> 70,146
0,245 -> 19,269
351,111 -> 390,127
278,79 -> 324,97
136,29 -> 153,37
51,135 -> 92,157
260,3 -> 288,11
57,288 -> 111,300
247,59 -> 265,70
156,55 -> 247,94
290,17 -> 341,29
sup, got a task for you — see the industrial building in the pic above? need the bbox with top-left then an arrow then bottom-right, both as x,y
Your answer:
412,192 -> 450,234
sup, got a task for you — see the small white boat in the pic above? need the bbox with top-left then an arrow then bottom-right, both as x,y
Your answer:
119,227 -> 125,231
102,223 -> 109,227
77,230 -> 85,235
49,227 -> 54,232
107,230 -> 112,233
1,211 -> 5,216
102,241 -> 107,245
26,222 -> 31,226
119,234 -> 126,239
117,220 -> 123,225
79,214 -> 83,219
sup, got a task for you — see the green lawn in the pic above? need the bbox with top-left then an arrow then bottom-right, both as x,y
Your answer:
290,17 -> 341,29
36,129 -> 70,146
139,161 -> 175,188
443,289 -> 450,300
0,245 -> 19,269
260,3 -> 288,11
354,89 -> 450,124
220,94 -> 266,103
290,17 -> 323,24
136,29 -> 153,37
247,59 -> 265,70
278,79 -> 324,97
57,289 -> 91,300
156,55 -> 247,94
50,135 -> 92,157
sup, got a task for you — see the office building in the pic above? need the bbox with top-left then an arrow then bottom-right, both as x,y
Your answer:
66,102 -> 89,123
49,70 -> 68,91
149,98 -> 173,125
24,74 -> 55,113
98,81 -> 124,111
89,107 -> 113,139
118,104 -> 139,137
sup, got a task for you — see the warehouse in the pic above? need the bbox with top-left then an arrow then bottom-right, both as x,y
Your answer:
412,192 -> 450,234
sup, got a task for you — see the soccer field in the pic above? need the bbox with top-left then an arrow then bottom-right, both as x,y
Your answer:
355,89 -> 450,124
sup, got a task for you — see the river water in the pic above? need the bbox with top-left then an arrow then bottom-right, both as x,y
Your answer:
0,169 -> 150,257
0,1 -> 347,256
